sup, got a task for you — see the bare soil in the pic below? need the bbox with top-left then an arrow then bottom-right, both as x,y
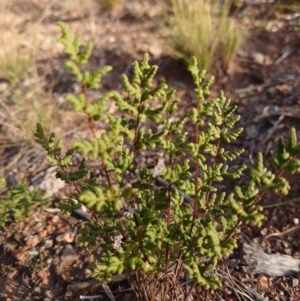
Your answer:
1,0 -> 300,300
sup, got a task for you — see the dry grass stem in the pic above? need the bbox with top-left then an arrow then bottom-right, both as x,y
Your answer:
160,0 -> 244,71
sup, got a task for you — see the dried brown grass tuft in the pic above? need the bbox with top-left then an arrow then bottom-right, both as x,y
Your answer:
0,1 -> 71,169
158,0 -> 244,71
0,1 -> 36,84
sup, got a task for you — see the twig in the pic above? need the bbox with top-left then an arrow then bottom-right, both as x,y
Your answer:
263,225 -> 300,241
235,81 -> 279,94
253,105 -> 300,122
261,115 -> 285,150
67,273 -> 133,291
279,282 -> 292,298
223,265 -> 242,301
185,273 -> 190,301
274,47 -> 297,65
80,295 -> 105,300
262,195 -> 300,208
217,268 -> 265,301
282,89 -> 300,104
22,271 -> 32,289
67,279 -> 99,291
102,283 -> 115,301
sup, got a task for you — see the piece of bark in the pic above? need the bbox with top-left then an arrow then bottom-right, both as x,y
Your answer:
242,243 -> 300,277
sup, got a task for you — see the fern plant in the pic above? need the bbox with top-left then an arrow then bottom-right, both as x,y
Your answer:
0,178 -> 49,228
34,22 -> 300,300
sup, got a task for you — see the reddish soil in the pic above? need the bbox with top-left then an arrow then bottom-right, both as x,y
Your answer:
1,1 -> 300,300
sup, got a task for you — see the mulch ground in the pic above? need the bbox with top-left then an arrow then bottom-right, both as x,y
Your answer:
1,0 -> 300,300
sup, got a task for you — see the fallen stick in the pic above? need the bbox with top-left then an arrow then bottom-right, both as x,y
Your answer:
242,243 -> 300,277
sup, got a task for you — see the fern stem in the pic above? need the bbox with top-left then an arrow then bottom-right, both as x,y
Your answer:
76,60 -> 113,191
202,119 -> 223,211
165,110 -> 173,272
132,98 -> 143,156
190,85 -> 201,236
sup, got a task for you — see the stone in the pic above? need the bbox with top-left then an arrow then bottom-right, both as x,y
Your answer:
56,230 -> 75,243
44,239 -> 54,249
37,269 -> 50,282
38,229 -> 48,240
25,235 -> 39,248
292,278 -> 299,288
61,244 -> 78,263
0,81 -> 9,92
251,52 -> 265,64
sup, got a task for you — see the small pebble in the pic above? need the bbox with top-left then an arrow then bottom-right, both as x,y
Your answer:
0,81 -> 9,92
38,229 -> 48,240
84,254 -> 94,263
44,239 -> 54,249
15,252 -> 27,263
281,241 -> 289,249
0,236 -> 5,245
293,251 -> 300,259
251,52 -> 265,64
61,244 -> 78,263
43,289 -> 53,299
51,215 -> 61,224
84,269 -> 92,278
33,286 -> 41,294
260,227 -> 268,236
292,278 -> 299,288
46,225 -> 56,235
27,248 -> 39,258
46,257 -> 52,265
259,276 -> 270,288
25,235 -> 39,248
35,222 -> 44,230
37,269 -> 50,282
56,230 -> 75,243
279,290 -> 284,296
195,285 -> 202,294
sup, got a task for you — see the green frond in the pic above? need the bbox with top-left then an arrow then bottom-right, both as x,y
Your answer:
78,40 -> 94,65
65,60 -> 83,81
287,127 -> 298,152
122,74 -> 140,98
66,93 -> 86,112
